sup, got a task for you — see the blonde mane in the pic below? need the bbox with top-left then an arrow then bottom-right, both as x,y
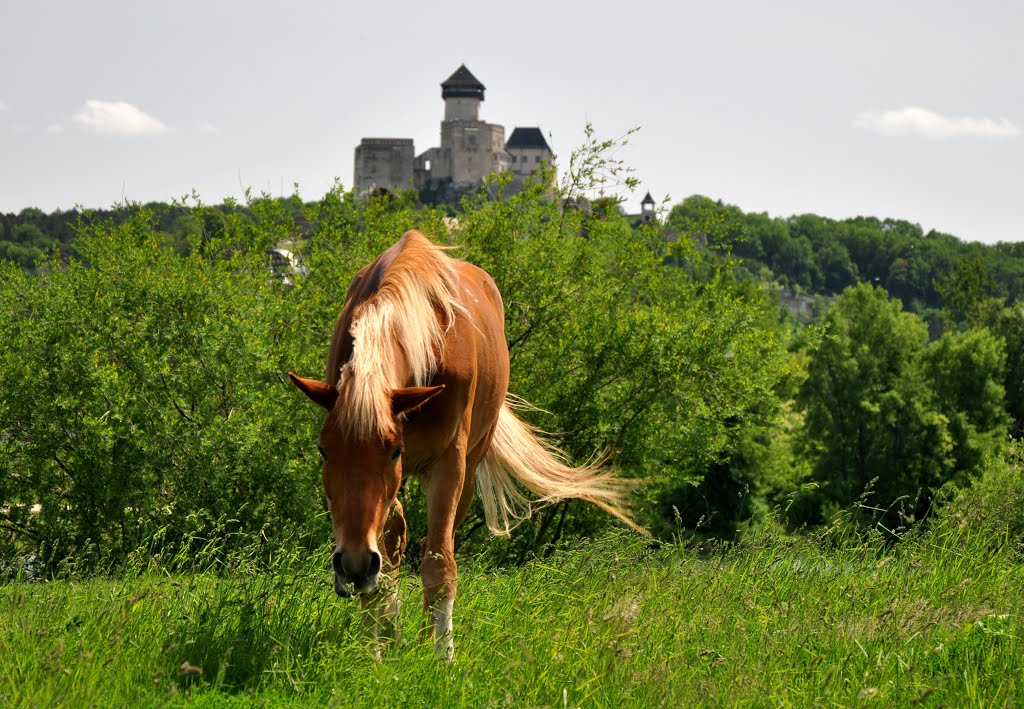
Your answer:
337,232 -> 463,440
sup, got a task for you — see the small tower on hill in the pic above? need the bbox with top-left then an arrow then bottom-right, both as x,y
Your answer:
641,192 -> 656,223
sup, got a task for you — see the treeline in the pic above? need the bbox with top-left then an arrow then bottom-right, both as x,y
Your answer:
668,195 -> 1024,313
0,196 -> 308,268
11,193 -> 1024,317
667,194 -> 1024,535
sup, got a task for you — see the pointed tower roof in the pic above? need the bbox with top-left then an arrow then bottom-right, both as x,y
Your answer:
641,191 -> 655,206
442,65 -> 485,100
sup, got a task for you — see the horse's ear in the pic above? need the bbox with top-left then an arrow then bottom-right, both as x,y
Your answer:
288,372 -> 337,410
391,384 -> 446,419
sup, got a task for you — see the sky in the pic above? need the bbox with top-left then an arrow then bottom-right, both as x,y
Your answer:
1,0 -> 1021,243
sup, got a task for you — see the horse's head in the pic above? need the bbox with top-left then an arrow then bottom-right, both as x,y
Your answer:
288,372 -> 444,596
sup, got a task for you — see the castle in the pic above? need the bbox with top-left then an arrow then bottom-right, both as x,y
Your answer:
353,65 -> 553,197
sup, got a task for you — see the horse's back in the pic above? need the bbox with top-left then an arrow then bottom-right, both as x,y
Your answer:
326,236 -> 508,443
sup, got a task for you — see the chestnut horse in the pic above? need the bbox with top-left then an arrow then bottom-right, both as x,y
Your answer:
289,230 -> 637,659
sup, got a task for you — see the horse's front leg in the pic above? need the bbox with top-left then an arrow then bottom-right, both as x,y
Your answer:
419,444 -> 468,661
361,499 -> 407,657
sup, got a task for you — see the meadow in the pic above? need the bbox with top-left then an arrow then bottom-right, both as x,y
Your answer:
1,518 -> 1021,708
2,163 -> 1024,708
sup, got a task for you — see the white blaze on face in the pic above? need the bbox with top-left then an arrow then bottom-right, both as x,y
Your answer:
432,596 -> 455,661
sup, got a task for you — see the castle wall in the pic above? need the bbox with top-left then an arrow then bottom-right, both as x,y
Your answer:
413,147 -> 441,191
353,138 -> 415,193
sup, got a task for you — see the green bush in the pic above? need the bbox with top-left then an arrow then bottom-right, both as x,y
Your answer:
0,206 -> 324,571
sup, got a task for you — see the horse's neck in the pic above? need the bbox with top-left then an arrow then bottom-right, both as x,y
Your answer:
348,333 -> 412,389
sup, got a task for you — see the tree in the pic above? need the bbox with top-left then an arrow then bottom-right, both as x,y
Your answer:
816,239 -> 859,294
936,257 -> 1001,327
17,207 -> 46,222
797,284 -> 1000,526
967,303 -> 1024,437
455,172 -> 787,548
920,328 -> 1009,475
666,195 -> 745,252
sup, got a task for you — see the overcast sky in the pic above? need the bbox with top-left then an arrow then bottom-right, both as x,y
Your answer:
1,0 -> 1021,243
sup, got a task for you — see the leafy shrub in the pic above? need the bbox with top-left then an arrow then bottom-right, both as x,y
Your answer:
0,205 -> 324,571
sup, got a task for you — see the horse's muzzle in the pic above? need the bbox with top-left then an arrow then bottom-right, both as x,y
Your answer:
332,548 -> 382,597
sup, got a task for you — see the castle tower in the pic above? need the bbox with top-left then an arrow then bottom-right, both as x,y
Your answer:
442,64 -> 485,121
417,65 -> 508,189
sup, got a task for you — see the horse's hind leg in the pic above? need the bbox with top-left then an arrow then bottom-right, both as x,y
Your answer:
361,499 -> 407,657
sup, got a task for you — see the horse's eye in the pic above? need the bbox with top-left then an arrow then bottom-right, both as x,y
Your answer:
317,445 -> 327,461
391,446 -> 403,463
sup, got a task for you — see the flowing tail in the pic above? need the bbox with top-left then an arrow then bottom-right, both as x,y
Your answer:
475,398 -> 645,537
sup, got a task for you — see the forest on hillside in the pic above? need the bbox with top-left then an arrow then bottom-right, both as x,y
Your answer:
0,197 -> 308,269
667,195 -> 1024,315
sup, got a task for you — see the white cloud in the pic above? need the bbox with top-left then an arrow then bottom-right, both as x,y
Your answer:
72,100 -> 169,135
854,106 -> 1020,139
199,121 -> 217,134
47,124 -> 65,135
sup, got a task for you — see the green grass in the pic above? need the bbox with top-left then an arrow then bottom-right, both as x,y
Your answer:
1,523 -> 1022,707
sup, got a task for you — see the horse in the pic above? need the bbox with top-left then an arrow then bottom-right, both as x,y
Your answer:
288,230 -> 638,659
